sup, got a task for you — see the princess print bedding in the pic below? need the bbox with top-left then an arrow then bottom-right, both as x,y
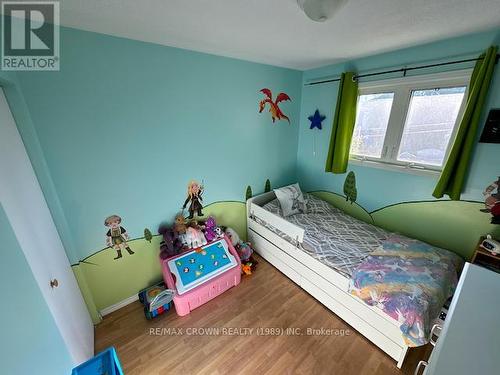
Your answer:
349,235 -> 463,346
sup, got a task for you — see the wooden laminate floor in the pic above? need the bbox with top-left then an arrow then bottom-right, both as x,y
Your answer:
95,254 -> 431,374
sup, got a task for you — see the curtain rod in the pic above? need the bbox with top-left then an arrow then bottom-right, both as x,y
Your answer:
304,54 -> 500,86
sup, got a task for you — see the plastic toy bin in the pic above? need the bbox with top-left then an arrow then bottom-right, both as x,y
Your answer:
71,347 -> 123,375
161,237 -> 241,316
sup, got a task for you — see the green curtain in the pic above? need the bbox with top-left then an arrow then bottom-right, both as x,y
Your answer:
325,72 -> 358,174
433,46 -> 498,200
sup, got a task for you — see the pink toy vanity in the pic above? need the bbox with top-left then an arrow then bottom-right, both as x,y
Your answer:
161,237 -> 241,316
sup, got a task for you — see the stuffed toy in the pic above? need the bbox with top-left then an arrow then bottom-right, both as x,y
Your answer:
174,213 -> 187,234
185,220 -> 207,249
224,227 -> 254,261
224,227 -> 241,247
173,213 -> 189,247
158,225 -> 184,259
237,242 -> 254,262
215,227 -> 224,238
241,256 -> 258,275
242,263 -> 252,275
204,216 -> 218,242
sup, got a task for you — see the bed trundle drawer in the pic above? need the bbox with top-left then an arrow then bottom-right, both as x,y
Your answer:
249,230 -> 302,285
298,264 -> 404,343
300,278 -> 403,361
249,228 -> 406,362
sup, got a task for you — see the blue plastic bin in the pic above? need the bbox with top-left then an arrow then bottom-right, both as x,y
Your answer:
71,347 -> 124,375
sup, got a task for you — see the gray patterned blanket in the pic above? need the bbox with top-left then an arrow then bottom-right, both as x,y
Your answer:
258,194 -> 390,277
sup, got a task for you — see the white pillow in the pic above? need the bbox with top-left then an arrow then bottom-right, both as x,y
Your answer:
273,183 -> 307,217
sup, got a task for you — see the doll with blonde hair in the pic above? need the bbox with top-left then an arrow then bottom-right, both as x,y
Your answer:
182,180 -> 204,219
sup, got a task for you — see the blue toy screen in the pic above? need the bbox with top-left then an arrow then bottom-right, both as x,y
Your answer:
172,240 -> 233,287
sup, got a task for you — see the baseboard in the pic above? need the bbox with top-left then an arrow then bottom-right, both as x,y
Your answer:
99,294 -> 139,316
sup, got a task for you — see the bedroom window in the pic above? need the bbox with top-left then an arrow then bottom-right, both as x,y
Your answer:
349,70 -> 470,173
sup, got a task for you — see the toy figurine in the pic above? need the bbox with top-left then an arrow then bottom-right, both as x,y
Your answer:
105,214 -> 134,260
182,180 -> 204,219
204,216 -> 218,242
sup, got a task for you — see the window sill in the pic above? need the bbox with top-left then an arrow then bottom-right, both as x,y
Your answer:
349,158 -> 441,177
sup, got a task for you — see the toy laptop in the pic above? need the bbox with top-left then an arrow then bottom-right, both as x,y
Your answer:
138,281 -> 175,320
162,236 -> 241,316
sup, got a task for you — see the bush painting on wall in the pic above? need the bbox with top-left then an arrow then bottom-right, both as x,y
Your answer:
343,171 -> 358,204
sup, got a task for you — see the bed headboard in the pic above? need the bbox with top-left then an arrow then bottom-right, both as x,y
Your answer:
247,192 -> 304,244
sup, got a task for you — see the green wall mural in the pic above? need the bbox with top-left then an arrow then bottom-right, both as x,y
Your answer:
74,189 -> 499,324
371,200 -> 500,260
72,200 -> 247,323
310,191 -> 374,224
311,191 -> 500,261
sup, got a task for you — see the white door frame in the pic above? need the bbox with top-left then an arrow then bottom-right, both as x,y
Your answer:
0,88 -> 94,364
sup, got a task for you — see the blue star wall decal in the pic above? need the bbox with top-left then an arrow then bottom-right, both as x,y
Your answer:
308,109 -> 326,130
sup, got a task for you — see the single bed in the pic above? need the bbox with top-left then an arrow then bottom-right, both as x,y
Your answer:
247,191 -> 462,368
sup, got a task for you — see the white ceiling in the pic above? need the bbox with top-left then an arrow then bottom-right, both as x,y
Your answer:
59,0 -> 500,70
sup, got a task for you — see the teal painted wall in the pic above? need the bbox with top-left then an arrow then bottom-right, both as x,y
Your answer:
8,23 -> 500,316
0,204 -> 73,374
14,27 -> 302,263
0,70 -> 80,262
297,28 -> 500,212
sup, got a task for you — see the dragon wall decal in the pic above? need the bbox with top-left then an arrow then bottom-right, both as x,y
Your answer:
258,88 -> 291,123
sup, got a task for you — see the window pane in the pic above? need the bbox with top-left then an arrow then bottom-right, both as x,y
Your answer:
398,87 -> 466,166
350,93 -> 394,158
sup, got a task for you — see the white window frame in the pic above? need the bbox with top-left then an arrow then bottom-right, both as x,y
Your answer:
350,69 -> 472,175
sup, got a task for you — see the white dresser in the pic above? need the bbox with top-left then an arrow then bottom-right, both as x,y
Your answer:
416,263 -> 500,375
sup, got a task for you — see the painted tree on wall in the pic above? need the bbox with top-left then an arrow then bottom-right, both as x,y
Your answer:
343,171 -> 357,204
245,186 -> 253,201
265,179 -> 272,193
144,228 -> 153,243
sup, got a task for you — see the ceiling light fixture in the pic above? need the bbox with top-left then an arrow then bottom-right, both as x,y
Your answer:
297,0 -> 348,22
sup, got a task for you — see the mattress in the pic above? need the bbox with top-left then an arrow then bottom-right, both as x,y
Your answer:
259,194 -> 390,277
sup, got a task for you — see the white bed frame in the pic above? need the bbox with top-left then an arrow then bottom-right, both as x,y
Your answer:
247,192 -> 409,369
